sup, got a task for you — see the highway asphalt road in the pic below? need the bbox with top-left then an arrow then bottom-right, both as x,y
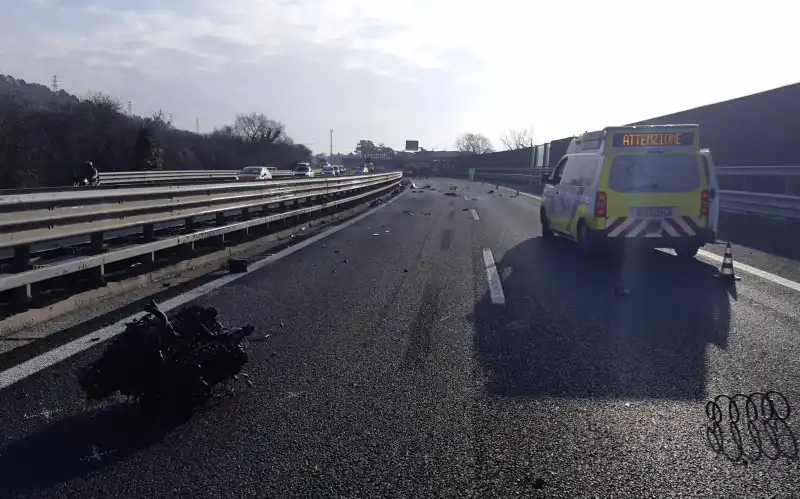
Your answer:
1,178 -> 799,498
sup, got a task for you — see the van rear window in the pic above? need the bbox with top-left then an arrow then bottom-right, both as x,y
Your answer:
608,154 -> 700,193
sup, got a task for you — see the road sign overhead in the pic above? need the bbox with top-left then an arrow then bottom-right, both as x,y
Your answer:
405,140 -> 419,151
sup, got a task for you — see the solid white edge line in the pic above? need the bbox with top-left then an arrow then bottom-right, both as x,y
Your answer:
482,248 -> 506,306
694,248 -> 800,293
471,209 -> 480,220
0,189 -> 409,391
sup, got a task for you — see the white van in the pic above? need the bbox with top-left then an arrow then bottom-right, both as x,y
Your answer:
540,124 -> 719,257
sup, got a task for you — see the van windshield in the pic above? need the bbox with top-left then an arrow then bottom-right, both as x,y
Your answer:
608,154 -> 700,193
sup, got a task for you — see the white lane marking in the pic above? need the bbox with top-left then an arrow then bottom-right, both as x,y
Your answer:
499,186 -> 541,200
471,209 -> 480,220
0,190 -> 408,391
482,248 -> 506,305
694,248 -> 800,293
463,195 -> 469,201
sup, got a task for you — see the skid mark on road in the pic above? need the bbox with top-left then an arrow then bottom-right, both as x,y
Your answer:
402,282 -> 443,367
440,229 -> 454,251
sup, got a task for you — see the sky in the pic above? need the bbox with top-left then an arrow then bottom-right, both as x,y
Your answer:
1,0 -> 799,155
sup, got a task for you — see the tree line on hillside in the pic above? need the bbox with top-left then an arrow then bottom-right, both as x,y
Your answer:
0,75 -> 312,189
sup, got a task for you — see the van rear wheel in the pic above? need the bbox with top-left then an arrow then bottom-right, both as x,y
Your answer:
675,245 -> 700,258
577,221 -> 594,257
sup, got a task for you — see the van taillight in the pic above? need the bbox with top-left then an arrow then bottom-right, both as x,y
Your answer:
701,190 -> 710,215
594,191 -> 607,217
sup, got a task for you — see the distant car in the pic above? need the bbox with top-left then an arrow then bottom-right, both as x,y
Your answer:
236,166 -> 273,181
357,166 -> 369,174
322,165 -> 336,176
293,163 -> 315,178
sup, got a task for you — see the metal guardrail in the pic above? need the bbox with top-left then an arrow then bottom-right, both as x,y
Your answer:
99,169 -> 292,184
0,173 -> 403,308
719,190 -> 800,221
716,166 -> 800,176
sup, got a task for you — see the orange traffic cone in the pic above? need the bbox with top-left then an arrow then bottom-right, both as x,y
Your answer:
714,242 -> 741,281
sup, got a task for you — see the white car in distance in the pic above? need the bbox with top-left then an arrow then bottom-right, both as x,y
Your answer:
293,163 -> 315,178
236,166 -> 273,181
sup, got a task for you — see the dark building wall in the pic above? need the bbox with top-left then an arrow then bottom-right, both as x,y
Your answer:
451,82 -> 800,170
626,82 -> 800,166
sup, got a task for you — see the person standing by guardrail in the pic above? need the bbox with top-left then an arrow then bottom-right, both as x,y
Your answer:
85,161 -> 99,185
72,161 -> 100,187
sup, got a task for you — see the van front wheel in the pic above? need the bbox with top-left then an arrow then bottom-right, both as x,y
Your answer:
540,209 -> 554,239
577,221 -> 594,257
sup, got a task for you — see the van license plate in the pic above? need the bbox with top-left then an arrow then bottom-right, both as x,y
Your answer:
631,207 -> 675,218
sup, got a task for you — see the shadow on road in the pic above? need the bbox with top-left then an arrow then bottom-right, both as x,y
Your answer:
473,236 -> 731,400
0,403 -> 191,495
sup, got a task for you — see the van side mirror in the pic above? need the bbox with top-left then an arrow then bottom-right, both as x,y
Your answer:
709,187 -> 717,199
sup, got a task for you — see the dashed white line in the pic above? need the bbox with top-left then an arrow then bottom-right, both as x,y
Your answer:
482,248 -> 506,305
463,195 -> 470,201
0,190 -> 408,391
471,209 -> 480,220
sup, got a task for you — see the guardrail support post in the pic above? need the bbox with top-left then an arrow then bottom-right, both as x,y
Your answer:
89,233 -> 106,287
181,217 -> 196,257
10,245 -> 32,310
138,224 -> 155,270
213,213 -> 227,248
142,224 -> 155,242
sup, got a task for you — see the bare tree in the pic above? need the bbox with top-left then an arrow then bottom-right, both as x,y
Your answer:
83,91 -> 123,113
232,112 -> 285,145
455,132 -> 494,154
83,91 -> 123,126
209,125 -> 236,139
500,128 -> 535,150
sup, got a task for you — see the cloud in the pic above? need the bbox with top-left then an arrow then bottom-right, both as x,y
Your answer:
0,0 -> 498,152
1,0 -> 800,153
